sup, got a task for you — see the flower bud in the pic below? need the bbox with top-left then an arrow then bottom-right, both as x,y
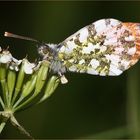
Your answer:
38,76 -> 60,103
0,50 -> 12,64
0,64 -> 7,81
35,61 -> 50,93
21,74 -> 37,98
60,75 -> 68,84
9,58 -> 22,71
0,50 -> 13,107
7,69 -> 16,103
13,74 -> 37,108
12,59 -> 26,103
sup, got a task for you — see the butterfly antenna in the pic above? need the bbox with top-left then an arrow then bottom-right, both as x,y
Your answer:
4,32 -> 40,43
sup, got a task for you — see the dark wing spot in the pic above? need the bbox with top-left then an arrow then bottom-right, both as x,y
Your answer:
105,19 -> 111,26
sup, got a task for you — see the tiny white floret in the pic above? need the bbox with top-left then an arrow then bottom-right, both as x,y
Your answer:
9,58 -> 22,71
60,75 -> 68,84
23,60 -> 36,74
0,51 -> 12,63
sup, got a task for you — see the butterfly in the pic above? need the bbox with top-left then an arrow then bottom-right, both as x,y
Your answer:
4,18 -> 140,83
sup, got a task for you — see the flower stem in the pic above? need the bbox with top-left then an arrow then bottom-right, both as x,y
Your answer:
0,79 -> 9,108
38,76 -> 60,104
12,61 -> 25,105
0,120 -> 7,133
14,91 -> 39,112
0,64 -> 9,107
0,96 -> 5,109
10,115 -> 34,139
0,113 -> 9,134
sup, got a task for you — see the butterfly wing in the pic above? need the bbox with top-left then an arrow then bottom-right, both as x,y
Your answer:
58,18 -> 139,76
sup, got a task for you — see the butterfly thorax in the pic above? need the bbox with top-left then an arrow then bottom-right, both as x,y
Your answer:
38,43 -> 66,74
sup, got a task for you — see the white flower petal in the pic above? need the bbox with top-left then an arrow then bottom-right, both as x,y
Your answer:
23,60 -> 36,74
0,51 -> 12,63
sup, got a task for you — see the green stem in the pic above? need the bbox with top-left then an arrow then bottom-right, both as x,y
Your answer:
0,114 -> 9,134
13,74 -> 38,108
14,91 -> 39,112
0,120 -> 7,133
11,61 -> 25,105
14,61 -> 50,112
7,70 -> 16,108
1,80 -> 9,107
38,76 -> 60,104
0,64 -> 8,107
0,96 -> 5,109
13,96 -> 24,109
10,115 -> 34,139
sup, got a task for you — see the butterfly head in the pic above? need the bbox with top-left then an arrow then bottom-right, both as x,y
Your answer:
37,43 -> 52,58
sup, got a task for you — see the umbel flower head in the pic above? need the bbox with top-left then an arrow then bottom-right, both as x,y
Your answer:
0,47 -> 61,139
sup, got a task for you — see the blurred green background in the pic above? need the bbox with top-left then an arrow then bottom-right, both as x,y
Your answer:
1,1 -> 140,139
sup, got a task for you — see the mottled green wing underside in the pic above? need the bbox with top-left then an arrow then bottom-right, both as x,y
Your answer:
58,18 -> 137,76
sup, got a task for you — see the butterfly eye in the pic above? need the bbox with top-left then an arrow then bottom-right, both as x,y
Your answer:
38,45 -> 49,57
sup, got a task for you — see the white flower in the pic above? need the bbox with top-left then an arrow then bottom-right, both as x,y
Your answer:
9,58 -> 22,71
0,50 -> 12,63
60,75 -> 68,84
23,60 -> 36,74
